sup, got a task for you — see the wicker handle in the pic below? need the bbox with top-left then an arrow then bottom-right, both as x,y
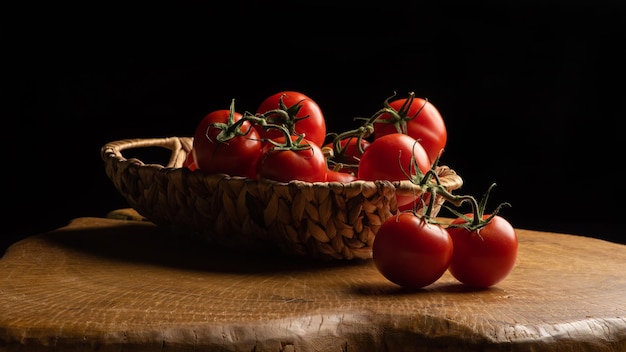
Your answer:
101,137 -> 193,168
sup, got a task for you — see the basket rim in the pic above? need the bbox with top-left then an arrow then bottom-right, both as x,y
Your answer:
101,136 -> 464,194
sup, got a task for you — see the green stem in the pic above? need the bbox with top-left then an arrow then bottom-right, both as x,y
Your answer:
210,99 -> 256,143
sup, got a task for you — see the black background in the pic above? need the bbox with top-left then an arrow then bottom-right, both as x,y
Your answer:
5,2 -> 625,255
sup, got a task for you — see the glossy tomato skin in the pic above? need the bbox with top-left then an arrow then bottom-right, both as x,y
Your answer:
373,213 -> 453,289
326,169 -> 357,182
182,149 -> 198,171
447,215 -> 518,288
357,133 -> 431,206
374,97 -> 446,163
257,139 -> 327,183
193,109 -> 262,179
397,191 -> 432,212
255,91 -> 327,146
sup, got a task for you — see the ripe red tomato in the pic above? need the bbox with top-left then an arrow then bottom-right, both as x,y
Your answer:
255,91 -> 327,146
373,213 -> 453,289
397,191 -> 433,212
182,149 -> 198,171
326,169 -> 357,182
324,137 -> 370,175
193,108 -> 262,179
447,215 -> 518,288
374,95 -> 447,163
357,133 -> 431,206
257,138 -> 327,183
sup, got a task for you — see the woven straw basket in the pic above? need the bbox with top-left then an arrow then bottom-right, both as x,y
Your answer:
101,137 -> 463,261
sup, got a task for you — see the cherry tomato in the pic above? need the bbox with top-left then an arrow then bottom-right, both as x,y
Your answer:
397,191 -> 433,212
255,91 -> 327,146
373,213 -> 453,289
193,108 -> 262,179
324,137 -> 370,175
357,133 -> 431,206
257,138 -> 327,183
374,95 -> 446,163
182,149 -> 198,171
447,215 -> 518,288
326,169 -> 357,182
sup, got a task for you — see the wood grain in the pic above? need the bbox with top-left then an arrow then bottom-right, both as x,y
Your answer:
1,216 -> 625,351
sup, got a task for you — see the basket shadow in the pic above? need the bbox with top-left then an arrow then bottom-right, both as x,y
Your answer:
44,220 -> 368,274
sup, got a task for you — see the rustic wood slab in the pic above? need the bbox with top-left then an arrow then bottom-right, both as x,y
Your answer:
1,215 -> 625,351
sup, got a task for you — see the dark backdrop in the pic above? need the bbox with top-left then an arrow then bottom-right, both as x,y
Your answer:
5,2 -> 625,255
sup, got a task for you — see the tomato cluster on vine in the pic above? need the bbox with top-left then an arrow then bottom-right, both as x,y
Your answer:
185,90 -> 446,186
186,90 -> 518,290
373,182 -> 517,290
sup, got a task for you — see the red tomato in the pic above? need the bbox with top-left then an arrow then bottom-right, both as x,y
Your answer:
373,213 -> 453,289
397,191 -> 433,212
182,149 -> 198,171
255,91 -> 327,146
257,138 -> 327,183
374,95 -> 446,163
193,108 -> 262,179
326,169 -> 357,182
357,133 -> 431,206
447,215 -> 518,288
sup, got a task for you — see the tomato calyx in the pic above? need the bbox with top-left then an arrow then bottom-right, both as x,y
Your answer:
324,125 -> 374,172
374,91 -> 429,134
443,183 -> 512,233
398,150 -> 511,233
240,110 -> 312,152
255,94 -> 312,139
205,99 -> 256,143
352,91 -> 428,135
263,132 -> 313,152
253,119 -> 315,153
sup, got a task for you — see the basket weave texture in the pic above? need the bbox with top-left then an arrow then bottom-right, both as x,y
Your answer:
102,137 -> 463,260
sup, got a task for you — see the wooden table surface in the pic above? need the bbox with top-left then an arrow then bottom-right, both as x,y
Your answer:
1,212 -> 625,351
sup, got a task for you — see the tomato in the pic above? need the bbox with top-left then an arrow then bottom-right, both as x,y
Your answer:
324,137 -> 370,175
257,137 -> 327,183
373,213 -> 453,289
357,133 -> 431,206
255,91 -> 327,146
193,106 -> 262,179
373,94 -> 446,163
397,191 -> 433,212
182,149 -> 198,171
447,215 -> 518,288
326,169 -> 357,182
